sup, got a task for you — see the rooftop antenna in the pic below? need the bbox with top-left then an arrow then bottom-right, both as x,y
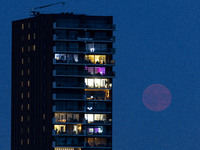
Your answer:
30,2 -> 65,17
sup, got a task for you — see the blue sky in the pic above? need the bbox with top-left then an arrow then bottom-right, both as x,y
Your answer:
0,0 -> 200,149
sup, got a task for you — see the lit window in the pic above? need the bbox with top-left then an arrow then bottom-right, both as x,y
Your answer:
85,78 -> 111,88
28,69 -> 30,75
21,104 -> 23,111
22,24 -> 24,30
21,81 -> 23,87
33,33 -> 36,39
21,70 -> 24,76
21,116 -> 23,122
28,34 -> 30,40
85,55 -> 106,64
27,138 -> 29,145
21,58 -> 24,64
28,46 -> 30,52
21,47 -> 24,53
21,93 -> 24,99
27,104 -> 30,110
21,139 -> 23,145
43,114 -> 45,120
33,45 -> 36,51
28,92 -> 30,98
28,81 -> 30,87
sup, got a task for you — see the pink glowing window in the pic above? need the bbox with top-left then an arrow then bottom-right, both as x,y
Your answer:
85,67 -> 105,75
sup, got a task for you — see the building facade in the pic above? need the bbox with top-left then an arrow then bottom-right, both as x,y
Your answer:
12,13 -> 115,150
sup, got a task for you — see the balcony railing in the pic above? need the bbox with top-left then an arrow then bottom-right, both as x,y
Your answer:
86,131 -> 112,136
85,84 -> 112,89
53,58 -> 115,65
53,46 -> 116,54
53,22 -> 116,30
53,82 -> 86,89
53,129 -> 84,136
86,120 -> 112,124
53,70 -> 115,77
86,143 -> 112,148
53,141 -> 84,147
53,93 -> 85,100
86,96 -> 111,101
53,117 -> 85,124
53,34 -> 115,42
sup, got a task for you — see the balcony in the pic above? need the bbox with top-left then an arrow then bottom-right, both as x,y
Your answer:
86,95 -> 111,101
52,93 -> 85,101
53,82 -> 86,89
53,22 -> 116,30
52,141 -> 84,147
86,129 -> 112,137
53,58 -> 115,66
53,46 -> 85,53
52,105 -> 85,113
52,117 -> 85,124
53,46 -> 116,54
53,70 -> 115,77
54,148 -> 81,150
53,34 -> 115,43
86,143 -> 112,148
53,129 -> 85,136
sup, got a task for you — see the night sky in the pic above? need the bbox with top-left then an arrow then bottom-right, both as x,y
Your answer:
1,0 -> 200,149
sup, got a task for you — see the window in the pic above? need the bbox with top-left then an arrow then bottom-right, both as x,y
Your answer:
22,24 -> 24,30
28,92 -> 30,98
33,45 -> 36,51
43,114 -> 45,120
21,104 -> 23,111
28,81 -> 30,87
21,93 -> 24,99
28,69 -> 30,75
21,70 -> 24,76
33,33 -> 36,39
22,36 -> 24,41
28,46 -> 30,52
21,58 -> 24,64
28,34 -> 30,40
85,55 -> 106,64
21,139 -> 23,145
85,78 -> 111,88
54,53 -> 79,63
84,114 -> 107,123
85,67 -> 106,75
28,22 -> 30,28
27,104 -> 30,110
27,138 -> 29,145
28,57 -> 30,63
21,47 -> 24,53
27,127 -> 30,133
21,128 -> 23,134
21,116 -> 23,122
43,126 -> 45,132
27,116 -> 30,121
21,81 -> 23,87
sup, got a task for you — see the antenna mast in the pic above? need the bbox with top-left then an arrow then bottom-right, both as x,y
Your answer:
30,2 -> 65,17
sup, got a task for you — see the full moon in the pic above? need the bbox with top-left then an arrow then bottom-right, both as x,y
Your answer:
142,84 -> 172,111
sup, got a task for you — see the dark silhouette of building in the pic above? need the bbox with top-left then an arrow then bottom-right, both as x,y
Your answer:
12,13 -> 115,150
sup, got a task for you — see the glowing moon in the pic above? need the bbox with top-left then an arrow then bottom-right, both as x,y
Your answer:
142,84 -> 171,111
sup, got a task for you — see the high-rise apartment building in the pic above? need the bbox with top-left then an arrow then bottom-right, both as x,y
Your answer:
12,13 -> 115,150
